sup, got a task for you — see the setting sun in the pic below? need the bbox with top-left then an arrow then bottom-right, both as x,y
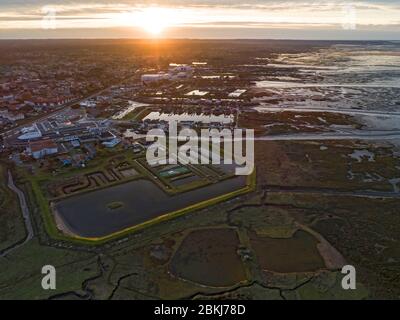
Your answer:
135,8 -> 170,35
116,7 -> 184,36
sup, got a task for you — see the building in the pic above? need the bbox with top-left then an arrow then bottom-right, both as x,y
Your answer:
82,143 -> 97,159
169,64 -> 193,74
141,73 -> 170,84
58,155 -> 72,166
228,89 -> 247,98
0,110 -> 25,122
132,143 -> 143,154
102,138 -> 121,148
141,64 -> 193,84
28,139 -> 58,159
70,139 -> 81,148
169,64 -> 193,80
18,125 -> 42,140
72,153 -> 87,167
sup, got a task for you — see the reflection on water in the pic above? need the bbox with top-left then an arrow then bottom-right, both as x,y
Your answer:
254,43 -> 400,114
56,177 -> 246,238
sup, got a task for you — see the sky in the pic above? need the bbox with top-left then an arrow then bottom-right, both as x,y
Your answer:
0,1 -> 400,40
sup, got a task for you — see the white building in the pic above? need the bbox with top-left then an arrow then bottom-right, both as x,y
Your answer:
141,64 -> 194,84
228,89 -> 247,98
168,64 -> 193,80
169,63 -> 193,73
18,125 -> 42,140
141,73 -> 170,84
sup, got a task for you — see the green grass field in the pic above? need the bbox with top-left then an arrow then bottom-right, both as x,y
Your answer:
0,163 -> 26,253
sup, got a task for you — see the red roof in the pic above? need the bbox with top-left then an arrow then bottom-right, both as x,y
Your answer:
29,139 -> 57,153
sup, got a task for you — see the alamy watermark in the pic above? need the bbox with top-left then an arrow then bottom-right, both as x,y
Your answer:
41,6 -> 57,30
145,121 -> 255,176
341,265 -> 357,290
303,1 -> 358,30
41,265 -> 56,290
341,3 -> 357,30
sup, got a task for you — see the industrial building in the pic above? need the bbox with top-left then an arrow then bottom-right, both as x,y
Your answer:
28,139 -> 58,159
141,63 -> 194,84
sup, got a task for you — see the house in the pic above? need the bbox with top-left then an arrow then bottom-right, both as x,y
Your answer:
28,139 -> 58,159
0,110 -> 25,122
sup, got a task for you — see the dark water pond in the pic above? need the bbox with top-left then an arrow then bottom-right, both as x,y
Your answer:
170,228 -> 246,287
250,230 -> 325,273
56,177 -> 246,238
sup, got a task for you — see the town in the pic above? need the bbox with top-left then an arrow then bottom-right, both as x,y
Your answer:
0,42 -> 260,242
1,39 -> 400,301
1,56 -> 255,171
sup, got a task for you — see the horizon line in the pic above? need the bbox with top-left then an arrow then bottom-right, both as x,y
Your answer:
0,38 -> 398,42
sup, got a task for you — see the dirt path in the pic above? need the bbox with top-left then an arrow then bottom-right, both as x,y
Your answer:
266,185 -> 400,199
0,171 -> 34,257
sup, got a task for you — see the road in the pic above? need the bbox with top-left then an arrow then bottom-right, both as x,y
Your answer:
124,129 -> 400,142
255,130 -> 400,141
265,185 -> 400,199
0,171 -> 34,258
256,81 -> 400,89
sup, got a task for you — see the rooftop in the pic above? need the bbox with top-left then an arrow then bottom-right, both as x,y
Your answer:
29,139 -> 57,153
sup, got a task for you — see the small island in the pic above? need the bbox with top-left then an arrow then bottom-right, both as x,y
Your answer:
107,201 -> 124,210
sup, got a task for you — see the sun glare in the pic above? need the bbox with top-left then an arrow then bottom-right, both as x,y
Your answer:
138,8 -> 166,35
122,7 -> 178,36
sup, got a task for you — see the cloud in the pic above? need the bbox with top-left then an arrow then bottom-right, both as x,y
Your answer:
1,0 -> 400,39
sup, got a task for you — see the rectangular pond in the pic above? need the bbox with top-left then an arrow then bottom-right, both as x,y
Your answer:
55,177 -> 247,238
